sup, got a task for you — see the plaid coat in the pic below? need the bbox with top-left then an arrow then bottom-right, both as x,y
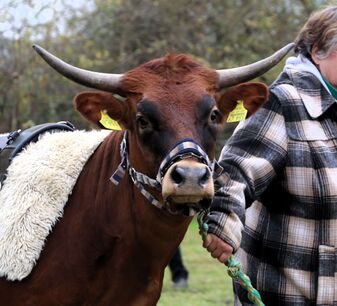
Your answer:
208,66 -> 337,305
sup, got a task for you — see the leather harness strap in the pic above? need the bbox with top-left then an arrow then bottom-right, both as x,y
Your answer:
110,131 -> 223,214
0,121 -> 75,188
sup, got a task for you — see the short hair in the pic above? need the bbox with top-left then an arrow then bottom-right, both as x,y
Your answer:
294,6 -> 337,60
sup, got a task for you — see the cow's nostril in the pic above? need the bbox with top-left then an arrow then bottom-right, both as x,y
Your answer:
170,166 -> 185,185
199,168 -> 211,186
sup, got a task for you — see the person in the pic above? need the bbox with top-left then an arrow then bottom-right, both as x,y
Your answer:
168,247 -> 189,288
203,6 -> 337,305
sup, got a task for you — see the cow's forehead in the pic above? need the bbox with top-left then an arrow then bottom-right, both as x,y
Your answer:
137,92 -> 215,116
141,83 -> 214,106
121,53 -> 219,97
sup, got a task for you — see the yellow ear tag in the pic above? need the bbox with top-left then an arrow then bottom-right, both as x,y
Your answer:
226,100 -> 248,123
99,110 -> 122,130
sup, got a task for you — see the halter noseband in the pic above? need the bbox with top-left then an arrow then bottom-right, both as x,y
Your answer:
110,131 -> 223,215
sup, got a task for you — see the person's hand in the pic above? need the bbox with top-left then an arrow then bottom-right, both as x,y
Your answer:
203,233 -> 233,264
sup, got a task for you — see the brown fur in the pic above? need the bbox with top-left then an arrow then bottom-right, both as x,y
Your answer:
0,53 -> 268,305
0,133 -> 191,305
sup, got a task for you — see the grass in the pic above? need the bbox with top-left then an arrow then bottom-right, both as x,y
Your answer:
157,219 -> 234,306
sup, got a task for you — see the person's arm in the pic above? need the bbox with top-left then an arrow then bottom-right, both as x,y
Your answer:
204,92 -> 288,262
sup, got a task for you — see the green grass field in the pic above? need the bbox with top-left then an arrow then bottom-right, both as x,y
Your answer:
158,219 -> 234,306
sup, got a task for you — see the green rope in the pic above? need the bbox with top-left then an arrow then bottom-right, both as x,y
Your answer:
197,210 -> 265,306
226,256 -> 265,306
197,211 -> 209,241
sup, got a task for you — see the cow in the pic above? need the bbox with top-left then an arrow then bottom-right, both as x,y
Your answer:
0,43 -> 293,306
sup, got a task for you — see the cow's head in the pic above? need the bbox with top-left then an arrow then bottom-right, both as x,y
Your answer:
33,44 -> 293,216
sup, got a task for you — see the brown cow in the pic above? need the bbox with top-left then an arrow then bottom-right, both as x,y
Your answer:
0,43 -> 293,305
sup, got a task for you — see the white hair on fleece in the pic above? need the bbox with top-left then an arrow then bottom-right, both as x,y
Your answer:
0,129 -> 110,281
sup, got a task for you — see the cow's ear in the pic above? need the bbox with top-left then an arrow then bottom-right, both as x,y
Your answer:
216,82 -> 268,119
74,91 -> 128,128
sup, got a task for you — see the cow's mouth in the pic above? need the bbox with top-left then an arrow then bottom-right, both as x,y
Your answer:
165,196 -> 212,216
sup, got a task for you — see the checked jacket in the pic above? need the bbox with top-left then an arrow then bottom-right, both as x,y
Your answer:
208,66 -> 337,305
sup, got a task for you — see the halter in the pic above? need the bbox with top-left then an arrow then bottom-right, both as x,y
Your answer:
110,131 -> 223,215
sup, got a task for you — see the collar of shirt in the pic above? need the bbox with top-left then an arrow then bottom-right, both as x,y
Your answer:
322,77 -> 337,100
284,55 -> 336,119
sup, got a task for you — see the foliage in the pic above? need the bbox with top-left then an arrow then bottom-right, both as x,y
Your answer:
0,0 -> 331,132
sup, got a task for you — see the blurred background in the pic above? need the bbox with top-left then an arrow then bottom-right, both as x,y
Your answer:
0,0 -> 331,134
0,1 -> 334,305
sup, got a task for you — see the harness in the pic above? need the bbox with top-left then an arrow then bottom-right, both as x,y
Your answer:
110,131 -> 223,216
109,132 -> 265,304
0,121 -> 75,188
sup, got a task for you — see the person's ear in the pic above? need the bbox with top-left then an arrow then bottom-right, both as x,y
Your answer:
311,46 -> 320,65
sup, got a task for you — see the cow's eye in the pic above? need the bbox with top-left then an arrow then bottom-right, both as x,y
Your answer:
136,114 -> 151,132
209,108 -> 221,124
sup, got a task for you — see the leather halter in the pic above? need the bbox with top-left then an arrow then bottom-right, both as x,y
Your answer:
110,131 -> 223,215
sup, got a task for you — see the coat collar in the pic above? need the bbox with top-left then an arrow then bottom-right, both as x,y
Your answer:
284,67 -> 336,119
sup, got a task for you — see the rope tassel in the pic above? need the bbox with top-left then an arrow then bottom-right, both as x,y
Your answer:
226,257 -> 265,306
197,211 -> 265,306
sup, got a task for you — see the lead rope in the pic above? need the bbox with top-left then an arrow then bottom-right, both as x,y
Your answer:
197,210 -> 265,306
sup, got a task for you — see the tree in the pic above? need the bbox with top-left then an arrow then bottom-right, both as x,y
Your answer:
0,0 -> 328,132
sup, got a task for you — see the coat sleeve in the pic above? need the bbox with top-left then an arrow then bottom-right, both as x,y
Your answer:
207,91 -> 288,251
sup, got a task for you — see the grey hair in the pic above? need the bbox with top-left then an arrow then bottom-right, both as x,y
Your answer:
315,27 -> 337,59
295,6 -> 337,60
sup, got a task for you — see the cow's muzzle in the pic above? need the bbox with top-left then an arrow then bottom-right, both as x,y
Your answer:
155,138 -> 222,216
162,159 -> 214,215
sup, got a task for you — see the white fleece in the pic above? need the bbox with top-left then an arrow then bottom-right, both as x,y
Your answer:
0,129 -> 110,281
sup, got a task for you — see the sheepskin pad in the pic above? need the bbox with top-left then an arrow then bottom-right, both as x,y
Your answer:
0,129 -> 110,281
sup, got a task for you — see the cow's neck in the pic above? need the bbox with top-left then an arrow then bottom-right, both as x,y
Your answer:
126,189 -> 191,305
97,131 -> 191,245
124,132 -> 192,257
86,133 -> 192,304
131,190 -> 192,257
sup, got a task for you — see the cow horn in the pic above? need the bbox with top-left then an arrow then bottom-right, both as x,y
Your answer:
32,45 -> 123,93
217,43 -> 294,88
